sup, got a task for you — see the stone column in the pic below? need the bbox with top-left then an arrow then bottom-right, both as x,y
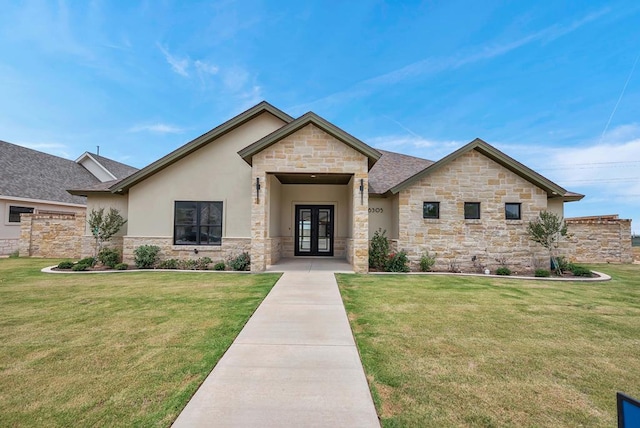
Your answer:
250,172 -> 268,272
351,173 -> 369,273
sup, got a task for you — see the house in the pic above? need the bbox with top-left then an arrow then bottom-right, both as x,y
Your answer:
0,140 -> 137,255
67,101 -> 627,273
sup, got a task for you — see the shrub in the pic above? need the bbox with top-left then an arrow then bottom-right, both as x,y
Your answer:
228,252 -> 251,271
97,248 -> 120,268
419,252 -> 436,272
196,257 -> 212,270
571,265 -> 593,277
78,257 -> 96,267
114,263 -> 128,270
158,259 -> 179,269
72,263 -> 89,271
496,266 -> 512,276
177,259 -> 198,270
369,229 -> 390,270
57,261 -> 75,269
133,245 -> 160,269
555,256 -> 572,273
535,269 -> 551,277
213,261 -> 226,271
386,251 -> 410,272
8,250 -> 19,258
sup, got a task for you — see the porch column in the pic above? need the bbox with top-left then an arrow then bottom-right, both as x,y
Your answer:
351,173 -> 369,273
250,171 -> 268,272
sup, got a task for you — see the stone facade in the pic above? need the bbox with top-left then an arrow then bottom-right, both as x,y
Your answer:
19,212 -> 86,258
250,123 -> 370,273
398,150 -> 549,272
121,236 -> 251,266
562,216 -> 633,263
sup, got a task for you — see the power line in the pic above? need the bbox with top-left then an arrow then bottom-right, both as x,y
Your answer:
537,160 -> 640,171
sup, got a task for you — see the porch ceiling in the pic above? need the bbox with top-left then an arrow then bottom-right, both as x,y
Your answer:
273,173 -> 352,185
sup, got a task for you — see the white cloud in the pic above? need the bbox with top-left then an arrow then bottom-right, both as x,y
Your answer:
158,44 -> 190,77
194,60 -> 219,75
367,135 -> 464,160
128,123 -> 185,134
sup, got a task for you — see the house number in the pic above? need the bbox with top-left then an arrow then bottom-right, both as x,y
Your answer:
368,208 -> 383,213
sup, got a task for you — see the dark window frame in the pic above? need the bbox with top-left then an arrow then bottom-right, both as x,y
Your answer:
505,203 -> 522,220
464,202 -> 481,219
423,202 -> 440,219
173,201 -> 223,246
8,205 -> 34,223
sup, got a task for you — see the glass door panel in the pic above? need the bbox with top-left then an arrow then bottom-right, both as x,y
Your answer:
295,205 -> 334,256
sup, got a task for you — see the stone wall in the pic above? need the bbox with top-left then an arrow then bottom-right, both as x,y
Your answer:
19,212 -> 86,258
562,216 -> 633,263
398,149 -> 548,272
0,239 -> 19,255
250,123 -> 370,273
121,236 -> 251,266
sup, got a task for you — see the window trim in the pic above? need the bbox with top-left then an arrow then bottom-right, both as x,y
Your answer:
505,202 -> 522,220
173,201 -> 223,246
423,202 -> 440,219
8,205 -> 35,223
464,202 -> 481,220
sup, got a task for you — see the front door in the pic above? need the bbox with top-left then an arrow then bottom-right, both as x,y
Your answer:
295,205 -> 334,256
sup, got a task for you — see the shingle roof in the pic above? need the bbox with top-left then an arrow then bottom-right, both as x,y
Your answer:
86,153 -> 139,179
368,149 -> 434,194
0,140 -> 136,205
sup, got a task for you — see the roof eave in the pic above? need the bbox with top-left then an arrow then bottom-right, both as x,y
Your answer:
113,101 -> 294,192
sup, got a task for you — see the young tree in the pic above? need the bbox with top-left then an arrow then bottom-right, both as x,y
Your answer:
527,211 -> 568,275
88,208 -> 127,258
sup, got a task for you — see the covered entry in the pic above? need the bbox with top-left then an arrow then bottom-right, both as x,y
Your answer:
295,205 -> 334,256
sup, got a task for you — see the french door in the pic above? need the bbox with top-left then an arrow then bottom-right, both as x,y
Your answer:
294,205 -> 334,256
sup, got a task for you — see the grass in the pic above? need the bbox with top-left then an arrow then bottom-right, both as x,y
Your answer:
337,264 -> 640,427
0,258 -> 280,427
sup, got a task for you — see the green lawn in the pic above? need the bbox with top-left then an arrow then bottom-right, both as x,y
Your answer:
0,258 -> 280,427
337,264 -> 640,427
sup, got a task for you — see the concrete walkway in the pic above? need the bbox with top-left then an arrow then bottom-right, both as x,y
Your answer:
172,259 -> 380,427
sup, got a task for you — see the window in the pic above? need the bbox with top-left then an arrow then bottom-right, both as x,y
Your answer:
505,203 -> 521,220
174,201 -> 222,245
464,202 -> 480,219
423,202 -> 440,219
9,206 -> 34,223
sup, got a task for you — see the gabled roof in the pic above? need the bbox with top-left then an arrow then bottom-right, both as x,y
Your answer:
75,152 -> 139,181
368,150 -> 434,194
0,140 -> 131,205
238,111 -> 382,169
390,138 -> 583,201
112,101 -> 294,192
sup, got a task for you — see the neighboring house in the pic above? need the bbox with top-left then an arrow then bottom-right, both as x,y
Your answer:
0,140 -> 137,255
68,101 -> 623,273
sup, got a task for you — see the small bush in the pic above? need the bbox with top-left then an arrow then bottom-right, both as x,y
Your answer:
571,265 -> 593,277
535,269 -> 551,277
72,263 -> 89,272
178,259 -> 198,270
386,251 -> 410,272
8,250 -> 19,258
97,248 -> 120,268
134,245 -> 160,269
228,252 -> 251,271
213,261 -> 226,271
57,261 -> 75,269
556,256 -> 572,273
78,257 -> 96,267
496,267 -> 512,276
419,252 -> 436,272
114,263 -> 128,270
196,257 -> 212,270
369,229 -> 390,270
158,259 -> 179,269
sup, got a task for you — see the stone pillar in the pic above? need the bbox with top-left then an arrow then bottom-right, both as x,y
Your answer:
19,213 -> 33,256
251,172 -> 268,272
351,173 -> 369,273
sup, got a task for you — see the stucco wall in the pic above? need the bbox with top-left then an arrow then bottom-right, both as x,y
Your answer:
250,123 -> 370,272
126,112 -> 286,239
84,194 -> 129,235
398,149 -> 548,272
368,197 -> 393,239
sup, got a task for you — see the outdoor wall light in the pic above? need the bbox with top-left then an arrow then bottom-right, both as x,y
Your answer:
193,248 -> 199,254
256,177 -> 261,204
360,179 -> 364,205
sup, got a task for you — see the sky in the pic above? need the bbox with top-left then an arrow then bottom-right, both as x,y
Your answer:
1,1 -> 639,233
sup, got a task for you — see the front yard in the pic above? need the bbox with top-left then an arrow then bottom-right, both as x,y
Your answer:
337,264 -> 640,427
0,258 -> 279,427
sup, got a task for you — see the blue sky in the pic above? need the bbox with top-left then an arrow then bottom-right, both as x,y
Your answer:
1,1 -> 639,233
